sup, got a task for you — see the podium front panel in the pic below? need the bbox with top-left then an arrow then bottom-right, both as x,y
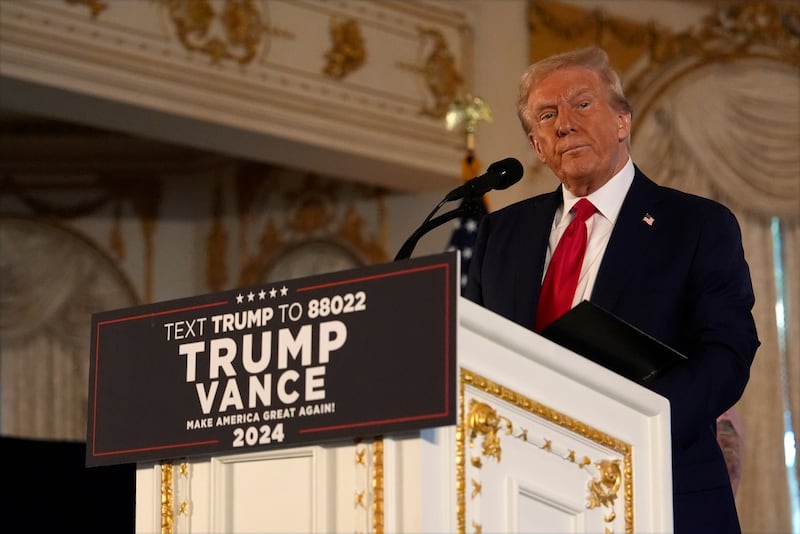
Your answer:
136,296 -> 673,533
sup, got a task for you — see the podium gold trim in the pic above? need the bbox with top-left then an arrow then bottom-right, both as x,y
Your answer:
459,368 -> 634,534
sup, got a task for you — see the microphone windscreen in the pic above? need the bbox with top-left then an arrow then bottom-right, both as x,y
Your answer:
488,157 -> 524,190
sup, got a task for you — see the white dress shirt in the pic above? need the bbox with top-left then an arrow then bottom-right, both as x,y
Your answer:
542,157 -> 635,307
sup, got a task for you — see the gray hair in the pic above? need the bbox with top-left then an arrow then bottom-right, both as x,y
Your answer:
516,46 -> 632,133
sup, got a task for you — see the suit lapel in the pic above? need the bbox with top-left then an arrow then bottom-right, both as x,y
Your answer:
591,169 -> 663,310
513,190 -> 561,325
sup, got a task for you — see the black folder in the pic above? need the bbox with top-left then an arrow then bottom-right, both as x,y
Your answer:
541,300 -> 688,384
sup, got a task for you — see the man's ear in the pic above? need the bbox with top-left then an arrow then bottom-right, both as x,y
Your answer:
529,133 -> 546,163
617,112 -> 632,141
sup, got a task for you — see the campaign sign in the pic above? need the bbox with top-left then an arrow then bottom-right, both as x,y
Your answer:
87,252 -> 457,467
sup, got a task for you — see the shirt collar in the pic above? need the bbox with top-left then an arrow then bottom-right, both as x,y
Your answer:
561,157 -> 634,223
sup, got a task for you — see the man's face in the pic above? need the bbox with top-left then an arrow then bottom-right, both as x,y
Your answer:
527,67 -> 631,195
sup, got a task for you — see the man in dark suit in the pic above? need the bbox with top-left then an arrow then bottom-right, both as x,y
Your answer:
464,46 -> 759,534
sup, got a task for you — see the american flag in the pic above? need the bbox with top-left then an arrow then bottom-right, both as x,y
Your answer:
446,196 -> 488,294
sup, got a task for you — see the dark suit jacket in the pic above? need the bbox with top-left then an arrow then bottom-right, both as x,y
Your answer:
465,166 -> 759,534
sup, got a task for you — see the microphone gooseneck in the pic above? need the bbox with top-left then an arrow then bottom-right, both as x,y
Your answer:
394,157 -> 524,261
394,197 -> 485,261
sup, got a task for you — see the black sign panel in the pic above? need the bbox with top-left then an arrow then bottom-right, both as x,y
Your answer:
87,252 -> 457,466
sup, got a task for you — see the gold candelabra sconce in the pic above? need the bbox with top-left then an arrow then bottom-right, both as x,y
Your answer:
446,94 -> 492,151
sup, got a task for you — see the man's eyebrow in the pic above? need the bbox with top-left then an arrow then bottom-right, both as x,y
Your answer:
532,87 -> 595,113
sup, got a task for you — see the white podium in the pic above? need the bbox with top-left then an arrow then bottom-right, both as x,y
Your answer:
135,297 -> 673,534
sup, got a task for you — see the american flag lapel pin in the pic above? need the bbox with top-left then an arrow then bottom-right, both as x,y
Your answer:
642,213 -> 655,226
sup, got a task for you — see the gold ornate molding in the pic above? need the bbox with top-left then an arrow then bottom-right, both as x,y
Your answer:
398,27 -> 464,118
154,0 -> 293,65
456,377 -> 468,534
526,1 -> 799,185
466,397 -> 623,530
588,459 -> 623,523
625,0 -> 800,117
372,437 -> 385,534
460,369 -> 634,534
160,461 -> 175,534
645,1 -> 799,67
324,18 -> 366,79
526,1 -> 800,96
466,398 -> 511,462
352,437 -> 384,534
159,460 -> 191,534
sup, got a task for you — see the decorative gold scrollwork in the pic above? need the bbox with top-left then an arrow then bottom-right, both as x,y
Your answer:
466,399 -> 511,462
166,0 -> 260,64
470,479 -> 482,499
462,369 -> 634,534
588,459 -> 622,507
418,27 -> 463,118
587,459 -> 623,529
657,1 -> 800,66
157,0 -> 291,65
398,27 -> 464,118
324,18 -> 366,79
355,489 -> 366,509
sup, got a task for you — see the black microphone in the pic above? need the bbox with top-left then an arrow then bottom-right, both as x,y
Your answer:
443,157 -> 524,202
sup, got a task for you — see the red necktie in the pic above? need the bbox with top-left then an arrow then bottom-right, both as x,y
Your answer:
535,198 -> 597,332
